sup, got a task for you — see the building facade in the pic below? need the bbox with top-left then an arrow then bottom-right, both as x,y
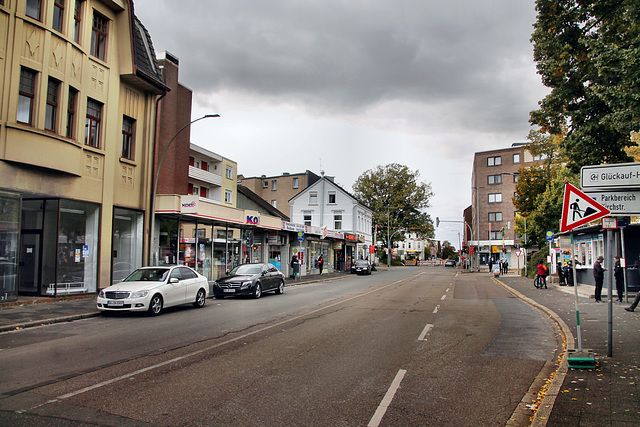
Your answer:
0,0 -> 167,300
238,170 -> 321,213
469,144 -> 544,268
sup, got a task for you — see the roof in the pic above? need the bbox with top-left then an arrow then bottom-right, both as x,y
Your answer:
237,184 -> 290,221
130,12 -> 169,92
289,176 -> 372,212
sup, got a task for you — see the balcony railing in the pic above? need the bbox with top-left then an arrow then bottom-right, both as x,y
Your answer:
189,166 -> 222,186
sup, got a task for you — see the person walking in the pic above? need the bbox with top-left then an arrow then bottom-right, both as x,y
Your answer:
317,254 -> 324,275
614,256 -> 625,302
593,255 -> 606,302
624,291 -> 640,312
502,260 -> 509,275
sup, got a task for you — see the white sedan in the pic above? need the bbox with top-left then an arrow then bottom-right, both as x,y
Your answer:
97,266 -> 208,316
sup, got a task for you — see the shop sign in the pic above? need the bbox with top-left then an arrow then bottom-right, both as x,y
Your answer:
246,215 -> 260,225
180,195 -> 199,213
344,233 -> 357,242
282,221 -> 306,232
333,243 -> 342,249
321,227 -> 344,239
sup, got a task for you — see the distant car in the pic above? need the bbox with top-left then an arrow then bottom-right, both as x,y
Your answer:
212,263 -> 285,299
353,259 -> 372,275
97,266 -> 208,316
445,259 -> 456,267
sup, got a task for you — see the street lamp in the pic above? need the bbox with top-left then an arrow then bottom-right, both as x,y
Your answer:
148,114 -> 220,265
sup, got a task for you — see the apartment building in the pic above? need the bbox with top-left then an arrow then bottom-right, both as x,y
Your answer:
0,0 -> 168,299
469,143 -> 544,267
238,170 -> 321,213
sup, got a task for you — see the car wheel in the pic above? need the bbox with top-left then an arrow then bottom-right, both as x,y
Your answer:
253,283 -> 262,299
193,289 -> 206,308
275,280 -> 284,295
148,294 -> 163,316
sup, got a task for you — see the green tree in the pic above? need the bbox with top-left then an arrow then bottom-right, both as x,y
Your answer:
530,0 -> 640,173
352,164 -> 434,250
440,241 -> 457,260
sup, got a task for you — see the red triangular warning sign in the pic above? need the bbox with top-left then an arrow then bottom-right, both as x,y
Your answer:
560,182 -> 611,233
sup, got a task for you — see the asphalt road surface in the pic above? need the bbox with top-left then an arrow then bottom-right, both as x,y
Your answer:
0,268 -> 561,426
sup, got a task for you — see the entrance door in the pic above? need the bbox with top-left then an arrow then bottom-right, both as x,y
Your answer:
19,232 -> 41,295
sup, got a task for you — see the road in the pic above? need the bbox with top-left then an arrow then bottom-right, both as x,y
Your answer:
0,268 -> 561,426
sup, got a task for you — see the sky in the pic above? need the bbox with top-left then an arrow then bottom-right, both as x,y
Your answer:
133,0 -> 549,247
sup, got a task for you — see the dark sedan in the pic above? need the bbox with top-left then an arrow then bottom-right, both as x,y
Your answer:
212,263 -> 285,299
353,259 -> 372,275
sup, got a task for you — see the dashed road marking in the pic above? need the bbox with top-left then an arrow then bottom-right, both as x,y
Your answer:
417,323 -> 434,341
367,369 -> 407,427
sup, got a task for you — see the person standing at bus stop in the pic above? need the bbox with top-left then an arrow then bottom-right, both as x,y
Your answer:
614,256 -> 624,302
593,255 -> 606,303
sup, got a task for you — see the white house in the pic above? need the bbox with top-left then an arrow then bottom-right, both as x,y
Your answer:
289,174 -> 373,272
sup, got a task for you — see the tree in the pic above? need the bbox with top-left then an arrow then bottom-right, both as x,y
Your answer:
530,0 -> 640,173
440,241 -> 457,260
352,164 -> 434,250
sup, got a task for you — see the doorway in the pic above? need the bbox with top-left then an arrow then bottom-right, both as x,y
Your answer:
18,232 -> 41,295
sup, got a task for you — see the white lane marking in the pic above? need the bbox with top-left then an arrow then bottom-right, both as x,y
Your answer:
417,323 -> 434,341
50,276 -> 412,403
441,294 -> 446,300
433,305 -> 440,314
368,369 -> 407,427
446,288 -> 450,293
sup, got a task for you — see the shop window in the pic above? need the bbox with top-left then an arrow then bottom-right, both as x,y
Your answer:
85,98 -> 102,148
53,0 -> 65,32
112,208 -> 143,284
91,11 -> 108,61
45,78 -> 61,132
121,115 -> 135,160
18,68 -> 37,125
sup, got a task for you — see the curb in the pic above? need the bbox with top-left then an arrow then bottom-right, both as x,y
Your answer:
494,278 -> 575,427
0,312 -> 101,333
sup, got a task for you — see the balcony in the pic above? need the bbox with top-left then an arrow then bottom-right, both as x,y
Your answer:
189,166 -> 222,187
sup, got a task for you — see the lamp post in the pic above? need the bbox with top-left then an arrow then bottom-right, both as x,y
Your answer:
148,114 -> 220,265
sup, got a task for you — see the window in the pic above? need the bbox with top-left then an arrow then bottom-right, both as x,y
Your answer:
303,211 -> 312,226
328,192 -> 336,204
25,0 -> 41,20
271,200 -> 277,208
188,183 -> 194,195
309,192 -> 317,204
488,193 -> 502,203
121,116 -> 134,159
224,190 -> 232,204
488,212 -> 503,222
487,156 -> 502,167
271,180 -> 277,191
85,98 -> 102,148
17,68 -> 37,125
262,181 -> 268,188
533,153 -> 548,161
91,12 -> 108,61
45,78 -> 61,132
490,231 -> 502,240
53,0 -> 65,32
292,177 -> 299,189
487,174 -> 502,185
333,213 -> 342,230
66,87 -> 78,138
73,0 -> 82,43
193,160 -> 200,168
226,165 -> 233,179
200,187 -> 208,198
513,173 -> 519,183
513,153 -> 521,164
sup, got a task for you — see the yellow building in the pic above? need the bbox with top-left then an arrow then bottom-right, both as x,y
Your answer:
0,0 -> 167,299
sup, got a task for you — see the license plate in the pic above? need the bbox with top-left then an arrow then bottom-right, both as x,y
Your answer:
107,300 -> 124,306
223,289 -> 236,293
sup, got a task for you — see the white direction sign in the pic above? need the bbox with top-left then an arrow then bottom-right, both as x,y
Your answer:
581,162 -> 640,189
585,190 -> 640,215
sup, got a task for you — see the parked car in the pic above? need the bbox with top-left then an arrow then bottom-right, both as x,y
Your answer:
212,263 -> 285,299
445,259 -> 457,267
353,259 -> 372,275
97,266 -> 208,316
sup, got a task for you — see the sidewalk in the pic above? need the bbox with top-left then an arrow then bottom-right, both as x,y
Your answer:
496,273 -> 640,426
0,270 -> 352,333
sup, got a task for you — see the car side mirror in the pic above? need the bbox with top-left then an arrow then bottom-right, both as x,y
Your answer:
170,277 -> 179,284
261,270 -> 267,276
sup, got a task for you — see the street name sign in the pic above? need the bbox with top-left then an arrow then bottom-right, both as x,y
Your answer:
560,182 -> 611,233
584,190 -> 640,215
581,162 -> 640,189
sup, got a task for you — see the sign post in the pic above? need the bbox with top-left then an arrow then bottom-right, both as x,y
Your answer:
560,181 -> 610,364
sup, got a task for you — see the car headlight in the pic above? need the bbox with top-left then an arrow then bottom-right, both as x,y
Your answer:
130,290 -> 149,298
99,290 -> 104,298
241,280 -> 252,289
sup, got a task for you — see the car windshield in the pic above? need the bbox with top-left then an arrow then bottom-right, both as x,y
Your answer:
123,268 -> 170,282
230,264 -> 263,275
355,260 -> 369,266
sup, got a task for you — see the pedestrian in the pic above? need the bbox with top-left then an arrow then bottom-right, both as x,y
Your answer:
563,261 -> 574,286
558,261 -> 565,285
317,254 -> 324,275
624,291 -> 640,312
593,255 -> 606,302
614,256 -> 624,302
503,260 -> 509,275
290,255 -> 298,279
536,261 -> 547,288
488,258 -> 493,273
